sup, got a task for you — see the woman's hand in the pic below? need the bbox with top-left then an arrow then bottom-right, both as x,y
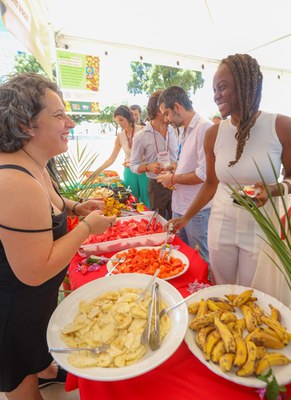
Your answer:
85,212 -> 117,235
73,199 -> 105,216
253,183 -> 268,207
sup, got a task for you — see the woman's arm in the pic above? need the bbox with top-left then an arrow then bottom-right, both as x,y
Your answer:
0,172 -> 116,286
91,135 -> 122,177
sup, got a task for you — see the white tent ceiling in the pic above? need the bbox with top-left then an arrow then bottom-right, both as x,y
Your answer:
45,0 -> 291,75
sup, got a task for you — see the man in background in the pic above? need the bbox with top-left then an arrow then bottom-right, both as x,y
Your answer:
157,86 -> 212,266
130,104 -> 146,126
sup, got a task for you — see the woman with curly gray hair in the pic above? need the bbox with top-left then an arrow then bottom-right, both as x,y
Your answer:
0,73 -> 116,399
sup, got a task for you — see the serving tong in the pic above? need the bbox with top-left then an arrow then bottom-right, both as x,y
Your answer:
159,222 -> 173,260
146,209 -> 158,230
149,282 -> 161,351
136,268 -> 160,304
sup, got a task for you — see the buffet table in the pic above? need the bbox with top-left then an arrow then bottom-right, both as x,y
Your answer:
65,236 -> 291,400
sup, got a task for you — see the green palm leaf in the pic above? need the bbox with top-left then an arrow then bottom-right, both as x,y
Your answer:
228,156 -> 291,291
50,139 -> 99,201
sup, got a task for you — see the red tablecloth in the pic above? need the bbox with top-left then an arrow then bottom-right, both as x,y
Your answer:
65,237 -> 291,400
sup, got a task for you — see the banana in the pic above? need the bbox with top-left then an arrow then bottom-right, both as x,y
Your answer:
269,304 -> 281,322
256,346 -> 267,360
245,327 -> 261,342
233,318 -> 246,337
189,312 -> 218,331
211,340 -> 226,363
227,322 -> 236,334
255,352 -> 291,376
188,301 -> 201,315
262,327 -> 281,340
251,330 -> 285,349
233,334 -> 248,367
236,340 -> 257,376
204,330 -> 221,361
261,315 -> 288,345
196,298 -> 209,318
208,297 -> 235,311
195,325 -> 216,350
221,312 -> 237,324
219,353 -> 235,372
233,289 -> 254,307
246,301 -> 265,324
206,299 -> 221,312
225,294 -> 257,304
240,304 -> 258,332
214,316 -> 236,353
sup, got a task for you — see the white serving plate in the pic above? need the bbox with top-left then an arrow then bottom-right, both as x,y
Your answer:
47,274 -> 188,381
79,212 -> 174,256
107,246 -> 189,281
184,284 -> 291,388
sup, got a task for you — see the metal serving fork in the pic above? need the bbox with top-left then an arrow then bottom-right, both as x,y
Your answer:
105,256 -> 126,276
49,344 -> 110,354
159,297 -> 188,318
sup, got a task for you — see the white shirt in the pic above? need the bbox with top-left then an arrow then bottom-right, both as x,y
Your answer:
172,113 -> 212,214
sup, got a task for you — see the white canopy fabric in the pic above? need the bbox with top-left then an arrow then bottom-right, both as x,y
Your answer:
46,0 -> 291,75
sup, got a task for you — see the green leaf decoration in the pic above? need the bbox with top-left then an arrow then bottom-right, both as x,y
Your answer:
228,155 -> 291,291
49,139 -> 100,201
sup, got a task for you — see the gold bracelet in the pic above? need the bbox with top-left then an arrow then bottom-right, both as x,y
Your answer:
81,219 -> 92,235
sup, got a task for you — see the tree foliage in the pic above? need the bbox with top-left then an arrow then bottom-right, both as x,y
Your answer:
13,51 -> 56,80
127,62 -> 204,95
96,105 -> 118,134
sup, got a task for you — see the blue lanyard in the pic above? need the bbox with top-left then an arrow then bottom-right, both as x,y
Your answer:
177,128 -> 188,161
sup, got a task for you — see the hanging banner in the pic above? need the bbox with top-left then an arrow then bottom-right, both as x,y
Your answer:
56,49 -> 100,114
0,0 -> 53,78
64,100 -> 99,114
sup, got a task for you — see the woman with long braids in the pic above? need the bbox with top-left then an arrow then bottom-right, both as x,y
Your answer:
167,53 -> 291,287
91,105 -> 150,207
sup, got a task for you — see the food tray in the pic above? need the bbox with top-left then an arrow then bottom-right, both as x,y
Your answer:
79,212 -> 173,256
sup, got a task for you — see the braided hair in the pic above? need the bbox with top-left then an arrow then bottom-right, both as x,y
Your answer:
221,54 -> 263,167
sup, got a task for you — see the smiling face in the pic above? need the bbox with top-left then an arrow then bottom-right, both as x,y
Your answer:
30,89 -> 75,157
213,63 -> 240,120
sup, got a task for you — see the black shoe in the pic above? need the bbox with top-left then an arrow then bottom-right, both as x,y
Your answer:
38,366 -> 67,389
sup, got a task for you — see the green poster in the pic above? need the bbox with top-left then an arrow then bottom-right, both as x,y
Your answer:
57,49 -> 100,91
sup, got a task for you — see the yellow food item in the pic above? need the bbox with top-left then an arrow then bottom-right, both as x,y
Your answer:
61,288 -> 171,368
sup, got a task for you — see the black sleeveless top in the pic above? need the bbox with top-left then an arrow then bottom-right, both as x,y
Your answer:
0,165 -> 68,391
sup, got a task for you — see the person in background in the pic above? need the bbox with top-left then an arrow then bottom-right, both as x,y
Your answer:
167,54 -> 291,287
157,86 -> 212,265
212,114 -> 222,124
0,73 -> 116,400
130,104 -> 146,126
130,90 -> 178,219
91,105 -> 150,207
